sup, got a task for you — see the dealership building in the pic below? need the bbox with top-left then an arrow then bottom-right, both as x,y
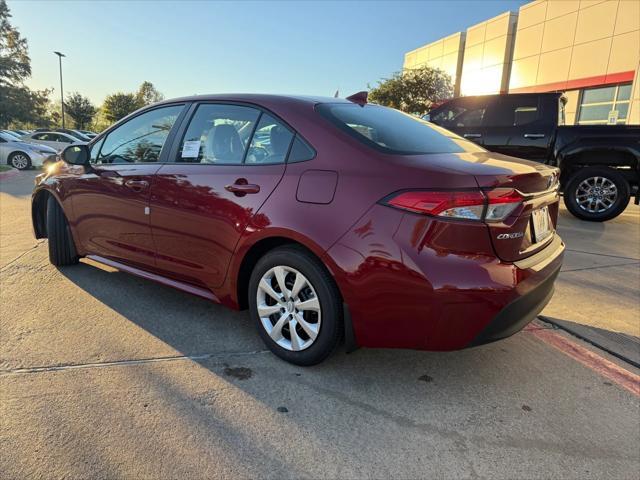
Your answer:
403,0 -> 640,124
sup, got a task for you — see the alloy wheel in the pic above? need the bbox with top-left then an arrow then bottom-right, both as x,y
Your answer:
11,154 -> 29,170
256,265 -> 321,351
575,176 -> 618,214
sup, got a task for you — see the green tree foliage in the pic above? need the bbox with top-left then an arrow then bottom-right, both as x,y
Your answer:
102,92 -> 142,123
65,92 -> 96,129
0,0 -> 50,127
369,66 -> 453,115
136,81 -> 164,106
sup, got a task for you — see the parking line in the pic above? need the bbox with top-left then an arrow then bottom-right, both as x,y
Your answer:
526,324 -> 640,397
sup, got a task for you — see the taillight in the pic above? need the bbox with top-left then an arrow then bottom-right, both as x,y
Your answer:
382,188 -> 523,222
483,188 -> 524,222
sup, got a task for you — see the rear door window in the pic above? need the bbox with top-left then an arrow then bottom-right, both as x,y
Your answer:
245,114 -> 294,164
485,97 -> 542,127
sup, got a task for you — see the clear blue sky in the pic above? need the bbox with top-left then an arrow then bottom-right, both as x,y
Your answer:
10,0 -> 527,105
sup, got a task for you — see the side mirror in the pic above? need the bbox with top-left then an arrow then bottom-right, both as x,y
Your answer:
62,144 -> 89,166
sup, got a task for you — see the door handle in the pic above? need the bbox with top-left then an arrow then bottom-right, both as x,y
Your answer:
124,179 -> 149,192
225,179 -> 260,196
524,133 -> 545,139
463,133 -> 482,138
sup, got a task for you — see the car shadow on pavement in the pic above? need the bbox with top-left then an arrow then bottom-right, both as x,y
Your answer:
49,259 -> 640,477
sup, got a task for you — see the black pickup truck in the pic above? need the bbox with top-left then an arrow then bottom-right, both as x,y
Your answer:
427,92 -> 639,221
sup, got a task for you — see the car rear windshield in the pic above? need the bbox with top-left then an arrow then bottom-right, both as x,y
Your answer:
316,103 -> 484,155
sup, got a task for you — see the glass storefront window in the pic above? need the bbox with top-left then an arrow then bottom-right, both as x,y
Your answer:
577,83 -> 632,125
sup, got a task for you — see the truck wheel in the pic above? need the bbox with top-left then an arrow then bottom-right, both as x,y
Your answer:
563,167 -> 630,222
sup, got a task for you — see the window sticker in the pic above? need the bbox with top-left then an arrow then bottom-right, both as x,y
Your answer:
182,140 -> 201,158
607,110 -> 619,125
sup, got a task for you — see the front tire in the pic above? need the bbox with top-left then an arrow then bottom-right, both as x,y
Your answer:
563,167 -> 630,221
46,196 -> 79,266
8,152 -> 31,170
248,246 -> 343,366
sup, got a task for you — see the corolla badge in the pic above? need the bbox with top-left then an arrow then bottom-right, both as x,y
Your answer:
497,232 -> 524,239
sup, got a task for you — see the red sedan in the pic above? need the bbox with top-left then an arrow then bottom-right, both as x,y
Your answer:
32,93 -> 564,365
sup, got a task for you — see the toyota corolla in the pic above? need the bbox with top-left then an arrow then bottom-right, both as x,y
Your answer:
32,93 -> 564,365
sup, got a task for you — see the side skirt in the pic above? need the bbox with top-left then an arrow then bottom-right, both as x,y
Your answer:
86,255 -> 220,303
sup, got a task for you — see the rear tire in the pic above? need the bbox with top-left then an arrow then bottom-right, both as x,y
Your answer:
46,196 -> 79,266
563,167 -> 630,222
248,246 -> 343,366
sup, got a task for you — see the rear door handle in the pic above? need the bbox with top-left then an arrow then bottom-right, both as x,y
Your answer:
524,133 -> 545,139
124,179 -> 149,192
463,133 -> 482,138
225,180 -> 260,196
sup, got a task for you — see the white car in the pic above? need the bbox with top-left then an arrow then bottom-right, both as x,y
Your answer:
21,131 -> 85,152
0,131 -> 57,170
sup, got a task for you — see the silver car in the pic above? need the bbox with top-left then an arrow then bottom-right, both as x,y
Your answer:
21,131 -> 84,152
0,131 -> 57,170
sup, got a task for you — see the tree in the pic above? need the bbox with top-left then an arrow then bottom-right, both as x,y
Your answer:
0,0 -> 50,127
369,66 -> 453,115
65,92 -> 96,129
136,81 -> 164,106
102,92 -> 142,123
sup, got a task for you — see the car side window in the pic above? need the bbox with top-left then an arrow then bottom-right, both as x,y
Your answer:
486,98 -> 540,127
89,137 -> 105,164
175,104 -> 260,164
431,103 -> 486,128
96,105 -> 183,164
288,136 -> 316,163
245,114 -> 294,165
33,133 -> 47,140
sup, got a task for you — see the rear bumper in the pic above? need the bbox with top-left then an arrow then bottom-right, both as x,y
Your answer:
468,259 -> 559,347
329,204 -> 565,351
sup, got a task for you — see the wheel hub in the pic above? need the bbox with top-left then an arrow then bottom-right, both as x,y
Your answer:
256,265 -> 321,352
575,176 -> 617,214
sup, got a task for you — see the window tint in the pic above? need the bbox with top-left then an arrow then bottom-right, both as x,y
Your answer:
487,98 -> 540,127
58,134 -> 73,143
288,136 -> 316,162
317,103 -> 483,155
245,114 -> 294,164
96,105 -> 182,164
33,133 -> 48,140
430,103 -> 486,128
176,104 -> 260,164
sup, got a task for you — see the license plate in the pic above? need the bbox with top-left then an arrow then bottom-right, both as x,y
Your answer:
531,206 -> 552,243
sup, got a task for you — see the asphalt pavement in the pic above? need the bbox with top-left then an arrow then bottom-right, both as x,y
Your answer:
1,170 -> 639,479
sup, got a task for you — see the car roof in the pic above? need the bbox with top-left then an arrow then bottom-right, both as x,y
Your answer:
153,93 -> 354,108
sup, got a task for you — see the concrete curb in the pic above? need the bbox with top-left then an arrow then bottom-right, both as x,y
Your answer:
0,168 -> 20,180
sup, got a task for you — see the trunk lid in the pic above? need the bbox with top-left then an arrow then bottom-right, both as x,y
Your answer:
469,153 -> 560,262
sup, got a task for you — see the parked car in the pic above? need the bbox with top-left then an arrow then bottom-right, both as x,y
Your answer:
9,129 -> 30,137
427,92 -> 640,221
33,128 -> 92,142
77,129 -> 98,139
0,131 -> 57,170
21,131 -> 85,152
32,93 -> 564,365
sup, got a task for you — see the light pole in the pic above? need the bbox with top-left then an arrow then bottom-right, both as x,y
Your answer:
53,51 -> 66,128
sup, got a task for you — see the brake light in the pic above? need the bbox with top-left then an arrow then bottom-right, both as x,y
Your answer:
383,188 -> 523,222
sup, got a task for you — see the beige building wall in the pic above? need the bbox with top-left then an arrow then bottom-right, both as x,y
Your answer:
403,32 -> 465,95
459,12 -> 518,96
509,0 -> 640,123
402,0 -> 639,124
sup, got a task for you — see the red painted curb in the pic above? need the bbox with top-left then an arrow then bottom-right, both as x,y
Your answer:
526,324 -> 640,397
0,168 -> 20,180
